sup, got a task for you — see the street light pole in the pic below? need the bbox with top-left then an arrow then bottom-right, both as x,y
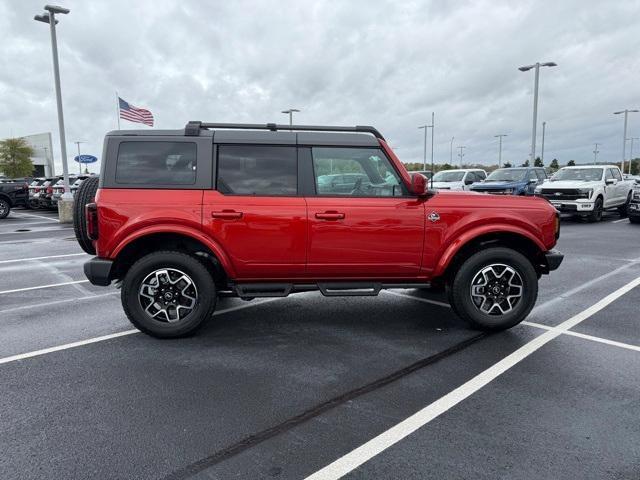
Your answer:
281,108 -> 300,126
614,109 -> 638,174
430,112 -> 435,180
457,146 -> 466,167
629,137 -> 639,175
35,5 -> 72,222
519,62 -> 557,163
494,134 -> 507,168
450,137 -> 454,164
593,143 -> 600,165
418,125 -> 428,171
540,121 -> 546,164
74,141 -> 85,174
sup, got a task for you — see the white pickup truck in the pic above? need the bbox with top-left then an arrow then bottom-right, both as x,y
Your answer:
535,165 -> 634,222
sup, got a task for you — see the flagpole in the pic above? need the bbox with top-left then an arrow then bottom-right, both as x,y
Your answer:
115,91 -> 121,129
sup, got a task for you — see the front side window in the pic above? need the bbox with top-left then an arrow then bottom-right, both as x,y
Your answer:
605,169 -> 615,180
217,145 -> 297,195
612,168 -> 623,181
312,147 -> 404,196
432,170 -> 465,182
116,142 -> 197,185
486,168 -> 527,182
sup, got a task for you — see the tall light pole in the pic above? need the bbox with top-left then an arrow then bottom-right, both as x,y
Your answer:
540,121 -> 546,164
629,137 -> 639,175
281,108 -> 300,126
74,141 -> 85,174
450,136 -> 454,164
494,134 -> 507,167
430,112 -> 435,180
613,109 -> 638,174
457,146 -> 466,167
35,5 -> 73,223
593,143 -> 600,165
418,125 -> 429,170
519,62 -> 557,163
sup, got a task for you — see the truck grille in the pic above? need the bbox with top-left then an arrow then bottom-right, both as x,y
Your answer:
539,189 -> 588,201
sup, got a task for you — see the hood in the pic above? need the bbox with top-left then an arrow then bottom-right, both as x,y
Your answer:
431,181 -> 463,189
471,180 -> 523,189
540,180 -> 601,189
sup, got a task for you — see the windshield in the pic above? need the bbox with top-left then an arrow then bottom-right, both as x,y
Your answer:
486,168 -> 527,182
551,168 -> 603,182
432,171 -> 465,182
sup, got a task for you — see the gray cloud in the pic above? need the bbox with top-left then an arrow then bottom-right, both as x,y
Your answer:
1,0 -> 639,174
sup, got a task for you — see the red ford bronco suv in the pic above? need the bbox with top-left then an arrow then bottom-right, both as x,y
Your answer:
75,122 -> 563,338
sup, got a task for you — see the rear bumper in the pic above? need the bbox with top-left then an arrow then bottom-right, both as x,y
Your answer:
84,257 -> 113,286
544,249 -> 564,272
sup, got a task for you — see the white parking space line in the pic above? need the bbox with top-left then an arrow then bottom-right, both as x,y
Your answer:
0,292 -> 119,317
612,218 -> 629,224
0,280 -> 89,295
304,276 -> 640,480
0,298 -> 282,366
384,290 -> 451,308
10,212 -> 60,222
523,321 -> 640,353
0,253 -> 86,265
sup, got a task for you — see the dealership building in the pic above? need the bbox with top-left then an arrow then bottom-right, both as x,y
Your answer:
0,132 -> 56,177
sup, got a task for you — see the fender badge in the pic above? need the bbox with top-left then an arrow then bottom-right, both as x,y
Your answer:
428,211 -> 440,222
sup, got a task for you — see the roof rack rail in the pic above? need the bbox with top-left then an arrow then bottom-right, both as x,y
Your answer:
184,121 -> 385,141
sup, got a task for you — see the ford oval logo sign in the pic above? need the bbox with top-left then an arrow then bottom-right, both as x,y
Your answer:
74,154 -> 98,164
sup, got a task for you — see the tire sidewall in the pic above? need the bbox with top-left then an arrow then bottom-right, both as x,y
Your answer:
451,247 -> 538,330
0,199 -> 9,219
122,252 -> 216,338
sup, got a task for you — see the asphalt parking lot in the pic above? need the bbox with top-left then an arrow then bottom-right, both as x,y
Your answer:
1,208 -> 639,480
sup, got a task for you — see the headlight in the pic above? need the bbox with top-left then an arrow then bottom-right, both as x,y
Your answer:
534,186 -> 543,193
503,188 -> 514,194
578,188 -> 593,199
633,191 -> 640,201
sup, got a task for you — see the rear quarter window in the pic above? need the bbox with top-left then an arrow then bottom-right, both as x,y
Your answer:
115,142 -> 197,185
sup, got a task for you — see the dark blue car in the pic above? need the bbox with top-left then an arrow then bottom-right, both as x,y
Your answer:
470,167 -> 547,195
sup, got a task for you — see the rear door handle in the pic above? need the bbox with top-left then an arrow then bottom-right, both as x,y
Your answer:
315,211 -> 345,220
211,210 -> 243,219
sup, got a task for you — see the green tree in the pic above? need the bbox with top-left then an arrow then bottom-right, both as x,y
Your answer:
503,161 -> 512,168
521,159 -> 530,167
0,138 -> 34,178
534,157 -> 544,167
567,160 -> 576,166
549,158 -> 559,171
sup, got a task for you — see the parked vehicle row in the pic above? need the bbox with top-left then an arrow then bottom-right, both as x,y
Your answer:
0,179 -> 29,219
28,175 -> 96,210
629,186 -> 640,224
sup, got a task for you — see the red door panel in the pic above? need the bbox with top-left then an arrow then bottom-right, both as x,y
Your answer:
306,197 -> 425,278
202,191 -> 307,279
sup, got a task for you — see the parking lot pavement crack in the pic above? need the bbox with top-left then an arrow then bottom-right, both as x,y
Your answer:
161,332 -> 487,480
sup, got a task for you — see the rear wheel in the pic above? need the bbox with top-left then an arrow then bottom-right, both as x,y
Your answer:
447,247 -> 538,331
73,177 -> 99,254
587,197 -> 603,223
121,251 -> 217,338
0,198 -> 10,219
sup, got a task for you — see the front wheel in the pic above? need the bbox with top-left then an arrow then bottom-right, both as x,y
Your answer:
0,198 -> 10,219
121,251 -> 217,338
447,247 -> 538,331
618,192 -> 632,216
587,197 -> 603,222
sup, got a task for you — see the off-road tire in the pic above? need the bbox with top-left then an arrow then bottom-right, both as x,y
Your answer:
121,251 -> 217,338
587,197 -> 604,223
0,198 -> 10,219
73,176 -> 99,254
447,247 -> 538,331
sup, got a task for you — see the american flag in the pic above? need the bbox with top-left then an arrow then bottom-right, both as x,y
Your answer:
118,97 -> 154,126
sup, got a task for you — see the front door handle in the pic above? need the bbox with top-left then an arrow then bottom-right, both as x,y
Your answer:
315,211 -> 345,220
212,210 -> 243,219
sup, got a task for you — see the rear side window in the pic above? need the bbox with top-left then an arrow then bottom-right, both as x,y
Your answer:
115,142 -> 197,185
536,169 -> 546,181
217,145 -> 297,195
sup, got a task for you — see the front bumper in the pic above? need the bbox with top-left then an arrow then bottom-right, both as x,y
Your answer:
546,200 -> 594,213
544,249 -> 564,272
628,202 -> 640,217
84,257 -> 114,286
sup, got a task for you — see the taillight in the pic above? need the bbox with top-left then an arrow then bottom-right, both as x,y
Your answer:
555,213 -> 560,239
86,203 -> 99,240
46,186 -> 53,194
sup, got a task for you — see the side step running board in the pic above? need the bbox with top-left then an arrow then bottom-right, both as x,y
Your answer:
318,282 -> 381,296
235,283 -> 292,298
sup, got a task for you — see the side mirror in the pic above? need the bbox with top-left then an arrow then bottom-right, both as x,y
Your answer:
606,178 -> 615,185
411,173 -> 428,196
465,179 -> 474,185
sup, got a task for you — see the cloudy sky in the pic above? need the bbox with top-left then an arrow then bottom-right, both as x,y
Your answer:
1,0 -> 639,174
